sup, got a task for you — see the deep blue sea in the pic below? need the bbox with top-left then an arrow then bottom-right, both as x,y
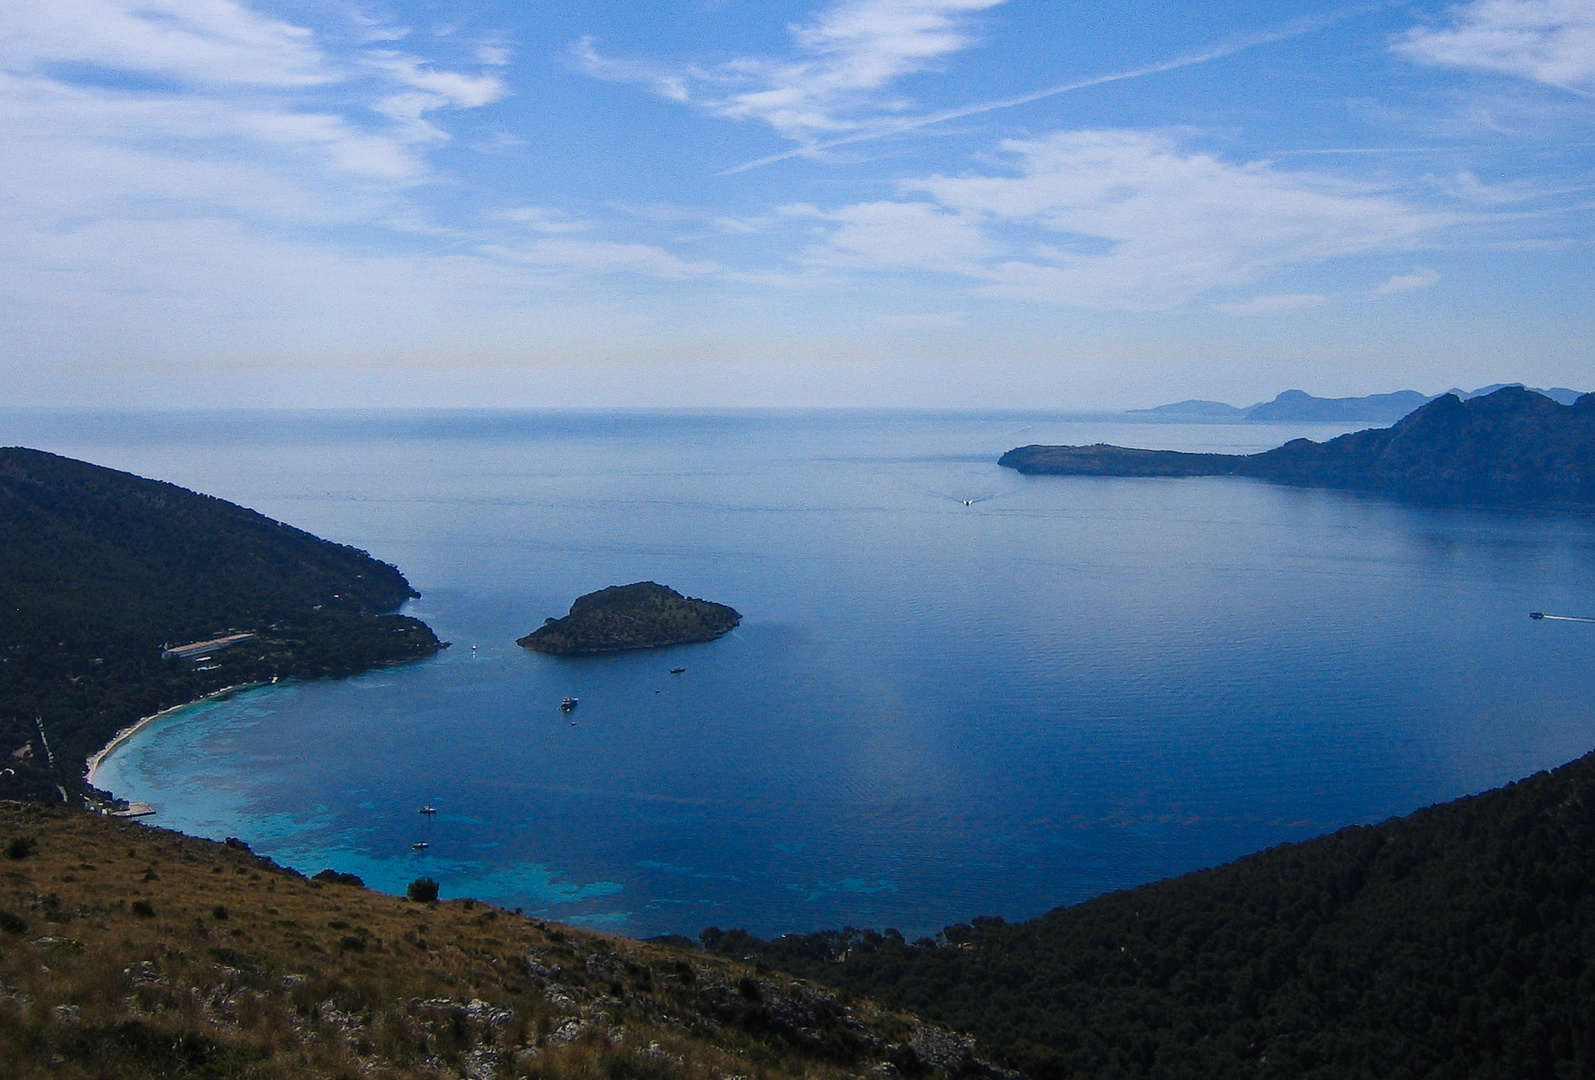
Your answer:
6,408 -> 1595,940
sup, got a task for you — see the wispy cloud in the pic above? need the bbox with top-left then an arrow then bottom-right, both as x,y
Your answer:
1395,0 -> 1595,94
497,207 -> 593,234
0,0 -> 509,191
576,0 -> 1005,143
876,310 -> 966,328
0,0 -> 331,89
725,5 -> 1382,172
1216,293 -> 1332,315
1374,268 -> 1441,293
482,240 -> 719,279
801,130 -> 1456,309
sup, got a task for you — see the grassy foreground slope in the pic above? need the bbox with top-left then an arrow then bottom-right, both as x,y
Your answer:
0,447 -> 444,804
0,804 -> 1012,1080
706,748 -> 1595,1079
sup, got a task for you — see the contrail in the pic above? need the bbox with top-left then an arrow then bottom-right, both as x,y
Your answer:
722,4 -> 1387,175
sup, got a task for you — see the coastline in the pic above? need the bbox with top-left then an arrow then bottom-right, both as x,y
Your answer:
84,682 -> 263,789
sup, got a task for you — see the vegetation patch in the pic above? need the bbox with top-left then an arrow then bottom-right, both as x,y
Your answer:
0,804 -> 1011,1080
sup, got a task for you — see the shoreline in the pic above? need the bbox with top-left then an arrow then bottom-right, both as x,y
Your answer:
84,682 -> 264,789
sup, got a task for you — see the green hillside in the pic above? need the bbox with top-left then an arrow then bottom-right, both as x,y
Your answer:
0,447 -> 444,805
706,748 -> 1595,1079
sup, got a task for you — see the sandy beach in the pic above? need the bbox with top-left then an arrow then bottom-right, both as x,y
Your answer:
85,683 -> 261,788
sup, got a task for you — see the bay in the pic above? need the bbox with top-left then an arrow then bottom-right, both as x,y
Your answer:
7,408 -> 1595,939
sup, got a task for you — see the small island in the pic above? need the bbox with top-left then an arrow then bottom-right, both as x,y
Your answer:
518,582 -> 741,655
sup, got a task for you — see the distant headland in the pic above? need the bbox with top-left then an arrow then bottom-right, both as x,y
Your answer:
1002,386 -> 1595,505
1131,383 -> 1583,423
0,447 -> 445,808
518,582 -> 741,655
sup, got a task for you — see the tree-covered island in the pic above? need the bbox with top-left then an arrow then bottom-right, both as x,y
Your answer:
518,582 -> 741,655
0,447 -> 445,806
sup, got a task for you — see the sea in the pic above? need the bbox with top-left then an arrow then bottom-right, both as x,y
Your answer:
5,408 -> 1594,940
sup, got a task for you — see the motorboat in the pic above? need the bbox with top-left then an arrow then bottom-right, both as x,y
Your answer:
560,697 -> 579,711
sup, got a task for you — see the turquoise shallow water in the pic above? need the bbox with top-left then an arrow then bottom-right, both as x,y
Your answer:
8,408 -> 1595,939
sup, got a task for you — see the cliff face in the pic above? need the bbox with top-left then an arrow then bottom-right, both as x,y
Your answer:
1001,387 -> 1595,505
518,582 -> 741,655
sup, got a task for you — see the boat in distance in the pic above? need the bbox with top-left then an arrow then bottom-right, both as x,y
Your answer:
670,667 -> 686,674
560,697 -> 578,712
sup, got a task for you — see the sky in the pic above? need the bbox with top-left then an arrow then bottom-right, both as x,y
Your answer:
0,0 -> 1591,408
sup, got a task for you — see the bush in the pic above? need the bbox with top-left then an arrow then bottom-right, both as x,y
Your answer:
0,910 -> 27,935
406,878 -> 439,903
5,836 -> 37,860
130,900 -> 155,918
313,869 -> 364,887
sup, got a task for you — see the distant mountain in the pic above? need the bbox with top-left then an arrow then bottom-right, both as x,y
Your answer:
1243,388 -> 1432,422
1451,382 -> 1583,405
1129,399 -> 1248,417
1003,386 -> 1595,505
1130,384 -> 1585,422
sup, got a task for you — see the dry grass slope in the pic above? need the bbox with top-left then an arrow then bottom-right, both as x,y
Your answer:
0,804 -> 1012,1080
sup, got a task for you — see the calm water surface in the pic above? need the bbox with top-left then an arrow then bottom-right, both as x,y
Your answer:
6,409 -> 1594,939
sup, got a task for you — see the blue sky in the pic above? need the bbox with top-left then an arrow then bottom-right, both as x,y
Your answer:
1,0 -> 1591,407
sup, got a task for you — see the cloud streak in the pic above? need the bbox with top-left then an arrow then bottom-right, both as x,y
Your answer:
800,129 -> 1456,309
721,4 -> 1385,172
1395,0 -> 1595,94
578,0 -> 1006,143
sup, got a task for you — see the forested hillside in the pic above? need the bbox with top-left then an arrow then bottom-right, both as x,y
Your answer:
0,447 -> 443,804
706,748 -> 1595,1079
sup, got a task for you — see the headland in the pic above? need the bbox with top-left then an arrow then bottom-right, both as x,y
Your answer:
1002,386 -> 1595,505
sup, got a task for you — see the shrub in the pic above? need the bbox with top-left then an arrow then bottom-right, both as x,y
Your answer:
406,878 -> 439,903
0,910 -> 27,935
131,900 -> 155,918
5,836 -> 37,860
211,905 -> 229,920
312,869 -> 364,887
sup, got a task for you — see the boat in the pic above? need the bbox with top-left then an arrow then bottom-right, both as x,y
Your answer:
669,667 -> 685,674
418,805 -> 437,815
560,697 -> 579,711
411,841 -> 429,851
1531,611 -> 1546,619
